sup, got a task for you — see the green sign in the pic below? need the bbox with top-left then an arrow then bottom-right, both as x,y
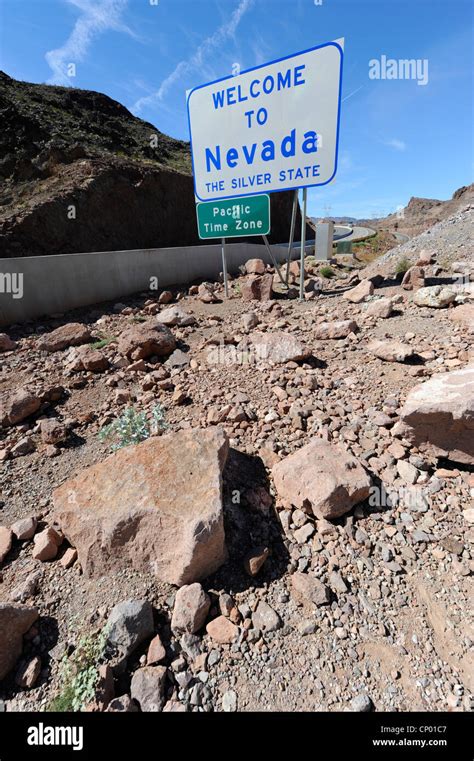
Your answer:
196,194 -> 270,239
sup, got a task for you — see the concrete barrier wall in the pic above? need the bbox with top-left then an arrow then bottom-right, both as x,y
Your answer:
0,241 -> 299,327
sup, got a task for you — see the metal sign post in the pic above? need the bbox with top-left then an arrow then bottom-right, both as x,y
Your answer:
299,187 -> 307,301
262,234 -> 287,287
285,189 -> 299,286
221,238 -> 229,298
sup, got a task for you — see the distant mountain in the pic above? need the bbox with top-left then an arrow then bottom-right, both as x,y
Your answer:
358,184 -> 474,238
0,72 -> 300,257
309,216 -> 358,225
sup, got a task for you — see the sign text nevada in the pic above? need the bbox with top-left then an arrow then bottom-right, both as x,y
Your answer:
196,195 -> 270,239
187,40 -> 343,201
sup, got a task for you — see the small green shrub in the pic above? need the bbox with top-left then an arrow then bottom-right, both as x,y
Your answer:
48,629 -> 108,712
320,265 -> 335,278
99,404 -> 168,451
90,334 -> 117,350
395,257 -> 411,275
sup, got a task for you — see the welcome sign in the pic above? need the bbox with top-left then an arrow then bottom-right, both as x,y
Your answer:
187,40 -> 343,202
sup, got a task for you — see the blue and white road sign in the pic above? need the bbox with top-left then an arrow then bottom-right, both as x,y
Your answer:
187,39 -> 344,202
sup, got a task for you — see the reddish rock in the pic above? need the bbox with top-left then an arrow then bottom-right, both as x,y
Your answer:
245,258 -> 266,275
401,265 -> 425,290
198,282 -> 219,303
157,307 -> 196,327
272,438 -> 371,520
60,547 -> 77,568
250,331 -> 310,364
365,298 -> 393,319
11,516 -> 37,541
11,437 -> 35,457
244,546 -> 270,576
0,527 -> 13,564
37,323 -> 91,352
0,388 -> 41,427
130,666 -> 167,712
76,347 -> 109,372
40,419 -> 68,445
117,320 -> 176,360
171,583 -> 210,634
290,571 -> 330,609
158,290 -> 173,304
343,279 -> 374,303
367,339 -> 414,363
314,320 -> 358,339
53,428 -> 229,585
32,527 -> 63,561
0,603 -> 39,680
241,273 -> 273,301
448,303 -> 474,331
0,333 -> 17,352
206,616 -> 239,644
147,634 -> 166,665
15,655 -> 41,689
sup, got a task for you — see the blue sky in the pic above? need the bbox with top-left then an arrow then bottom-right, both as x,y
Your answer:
0,0 -> 472,218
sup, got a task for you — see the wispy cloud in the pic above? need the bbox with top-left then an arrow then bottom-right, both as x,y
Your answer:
45,0 -> 133,85
132,0 -> 255,114
383,138 -> 406,152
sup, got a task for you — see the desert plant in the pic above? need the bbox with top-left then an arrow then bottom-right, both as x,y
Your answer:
99,404 -> 167,451
90,334 -> 117,350
319,265 -> 335,278
395,257 -> 411,276
48,628 -> 108,712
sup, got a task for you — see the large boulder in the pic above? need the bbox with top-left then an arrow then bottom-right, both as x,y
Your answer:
245,258 -> 265,275
53,428 -> 229,585
399,364 -> 474,465
36,323 -> 91,352
249,331 -> 311,364
449,303 -> 474,331
117,320 -> 176,360
0,603 -> 39,680
343,279 -> 374,303
0,388 -> 41,427
241,274 -> 273,301
414,286 -> 456,308
272,438 -> 371,520
401,266 -> 425,290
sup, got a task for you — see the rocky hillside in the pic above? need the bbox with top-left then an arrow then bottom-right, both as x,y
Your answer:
0,73 -> 300,257
361,184 -> 474,238
364,204 -> 473,278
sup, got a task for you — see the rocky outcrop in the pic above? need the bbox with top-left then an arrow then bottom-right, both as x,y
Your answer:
53,428 -> 229,585
399,365 -> 474,465
0,73 -> 304,257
